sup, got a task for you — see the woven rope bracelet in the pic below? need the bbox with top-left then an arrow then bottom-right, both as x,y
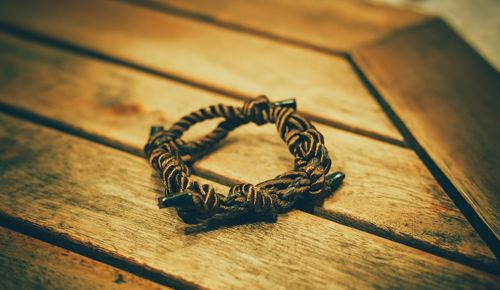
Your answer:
144,95 -> 345,229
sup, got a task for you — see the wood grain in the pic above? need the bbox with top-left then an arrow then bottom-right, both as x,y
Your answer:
129,0 -> 428,52
0,113 -> 498,289
372,0 -> 500,71
0,0 -> 402,143
353,19 -> 500,242
0,33 -> 495,269
0,227 -> 169,290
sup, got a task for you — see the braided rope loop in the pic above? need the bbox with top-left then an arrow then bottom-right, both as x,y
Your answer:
144,96 -> 345,226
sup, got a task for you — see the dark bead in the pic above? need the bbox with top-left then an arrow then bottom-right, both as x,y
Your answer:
326,171 -> 345,190
158,192 -> 193,208
273,98 -> 297,110
150,125 -> 164,137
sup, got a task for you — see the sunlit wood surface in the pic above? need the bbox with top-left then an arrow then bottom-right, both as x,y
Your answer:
354,18 -> 500,243
0,227 -> 169,290
0,0 -> 498,288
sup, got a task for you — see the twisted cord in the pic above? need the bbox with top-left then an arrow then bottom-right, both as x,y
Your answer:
144,95 -> 345,226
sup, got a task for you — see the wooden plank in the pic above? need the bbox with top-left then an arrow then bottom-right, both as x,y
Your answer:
128,0 -> 429,52
373,0 -> 500,71
0,33 -> 495,269
353,19 -> 500,243
0,227 -> 169,290
0,114 -> 498,289
0,0 -> 402,143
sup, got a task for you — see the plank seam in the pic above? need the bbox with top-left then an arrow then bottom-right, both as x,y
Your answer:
347,50 -> 500,263
0,212 -> 200,290
1,102 -> 497,274
119,0 -> 348,57
312,207 -> 499,274
0,21 -> 405,148
117,0 -> 424,148
114,0 -> 434,148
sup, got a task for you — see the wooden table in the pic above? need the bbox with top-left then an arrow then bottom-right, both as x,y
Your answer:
0,0 -> 498,288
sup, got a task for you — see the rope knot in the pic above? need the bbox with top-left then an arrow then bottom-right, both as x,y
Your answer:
159,181 -> 224,223
286,128 -> 325,160
242,95 -> 270,125
304,158 -> 326,199
227,184 -> 275,215
144,125 -> 185,156
188,182 -> 222,218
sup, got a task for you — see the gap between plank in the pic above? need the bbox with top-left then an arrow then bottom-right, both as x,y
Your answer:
0,103 -> 497,275
0,21 -> 405,148
117,0 -> 418,149
311,207 -> 499,275
119,0 -> 348,57
347,53 -> 500,263
0,212 -> 199,290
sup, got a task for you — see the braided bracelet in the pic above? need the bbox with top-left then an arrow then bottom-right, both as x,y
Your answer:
144,96 -> 345,229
